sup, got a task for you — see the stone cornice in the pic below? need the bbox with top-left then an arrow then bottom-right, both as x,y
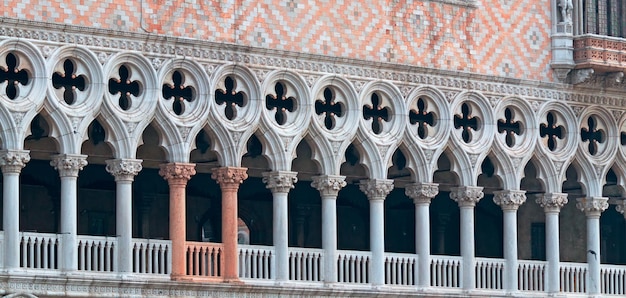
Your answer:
2,17 -> 626,107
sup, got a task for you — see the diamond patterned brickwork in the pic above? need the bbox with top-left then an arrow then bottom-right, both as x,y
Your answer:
3,0 -> 553,81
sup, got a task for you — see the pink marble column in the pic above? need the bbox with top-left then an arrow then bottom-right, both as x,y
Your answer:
159,163 -> 196,280
212,167 -> 248,282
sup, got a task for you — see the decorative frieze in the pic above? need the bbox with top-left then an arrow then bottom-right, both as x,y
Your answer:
262,171 -> 298,194
449,186 -> 484,207
0,150 -> 30,174
311,175 -> 346,197
50,154 -> 88,177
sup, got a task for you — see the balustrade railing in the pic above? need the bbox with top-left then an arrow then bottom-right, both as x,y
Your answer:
475,257 -> 504,290
186,242 -> 222,278
601,264 -> 626,295
384,253 -> 416,286
20,232 -> 60,270
132,239 -> 171,274
239,244 -> 273,280
518,260 -> 546,292
430,255 -> 461,288
77,235 -> 117,272
288,247 -> 323,282
560,262 -> 587,293
337,250 -> 371,284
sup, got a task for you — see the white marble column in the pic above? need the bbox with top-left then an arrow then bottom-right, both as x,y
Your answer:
311,175 -> 346,284
262,171 -> 297,282
493,190 -> 526,293
0,150 -> 30,270
360,179 -> 394,287
576,196 -> 608,296
50,154 -> 88,272
450,186 -> 484,291
405,182 -> 438,288
105,159 -> 142,274
536,192 -> 568,294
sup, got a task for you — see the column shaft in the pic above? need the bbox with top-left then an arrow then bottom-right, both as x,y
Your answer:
415,203 -> 430,287
213,167 -> 247,282
312,175 -> 345,284
0,150 -> 30,268
502,210 -> 518,291
545,211 -> 560,293
450,186 -> 483,290
116,180 -> 133,273
273,192 -> 289,280
370,198 -> 385,286
360,179 -> 393,287
3,172 -> 20,269
537,193 -> 568,294
459,205 -> 475,289
576,196 -> 608,295
321,195 -> 337,282
106,159 -> 142,274
160,163 -> 195,280
493,190 -> 525,293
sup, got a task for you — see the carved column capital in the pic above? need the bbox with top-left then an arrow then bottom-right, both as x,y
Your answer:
405,183 -> 439,205
536,193 -> 568,213
106,159 -> 142,182
0,149 -> 30,174
311,175 -> 346,197
262,171 -> 298,194
576,197 -> 609,218
212,167 -> 248,189
159,163 -> 196,185
493,190 -> 527,211
359,179 -> 394,201
50,154 -> 88,177
449,186 -> 484,207
615,200 -> 626,218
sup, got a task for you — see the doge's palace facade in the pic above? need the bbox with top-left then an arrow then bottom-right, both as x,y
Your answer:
1,1 -> 626,297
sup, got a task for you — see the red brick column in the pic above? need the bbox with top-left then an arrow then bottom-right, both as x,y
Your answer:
212,167 -> 248,282
159,163 -> 196,280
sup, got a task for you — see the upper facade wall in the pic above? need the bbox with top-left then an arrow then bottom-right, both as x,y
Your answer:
3,0 -> 553,82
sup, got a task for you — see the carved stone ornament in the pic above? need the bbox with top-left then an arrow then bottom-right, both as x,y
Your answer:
50,154 -> 88,177
449,186 -> 484,207
211,167 -> 248,188
159,163 -> 196,183
311,175 -> 346,197
536,192 -> 568,212
405,182 -> 439,205
359,179 -> 394,200
262,171 -> 298,194
0,150 -> 30,174
576,197 -> 609,217
615,200 -> 626,218
105,159 -> 143,182
493,190 -> 526,211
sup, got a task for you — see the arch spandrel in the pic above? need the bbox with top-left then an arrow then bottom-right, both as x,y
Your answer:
259,69 -> 312,136
40,102 -> 80,154
404,85 -> 451,151
0,38 -> 47,112
358,81 -> 407,147
45,45 -> 105,118
301,131 -> 335,176
210,64 -> 262,132
103,52 -> 158,124
574,106 -> 618,197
